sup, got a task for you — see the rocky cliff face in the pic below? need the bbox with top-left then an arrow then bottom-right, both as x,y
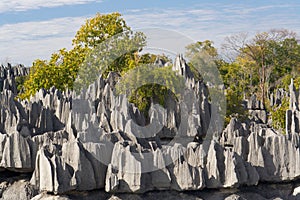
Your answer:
0,58 -> 299,200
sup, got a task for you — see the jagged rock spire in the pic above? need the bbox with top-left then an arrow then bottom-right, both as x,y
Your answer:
172,54 -> 194,80
0,62 -> 299,196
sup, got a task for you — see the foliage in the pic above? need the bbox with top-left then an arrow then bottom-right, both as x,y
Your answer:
17,19 -> 300,135
18,12 -> 176,121
129,84 -> 176,120
72,13 -> 130,49
222,29 -> 300,104
185,40 -> 220,83
219,29 -> 300,130
224,88 -> 248,125
74,31 -> 146,91
19,46 -> 87,99
218,62 -> 249,125
15,75 -> 28,94
270,97 -> 289,132
186,40 -> 218,58
117,64 -> 185,118
20,59 -> 53,99
186,32 -> 300,129
20,12 -> 144,99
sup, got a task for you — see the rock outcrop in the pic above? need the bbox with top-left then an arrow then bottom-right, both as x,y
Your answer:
0,59 -> 299,199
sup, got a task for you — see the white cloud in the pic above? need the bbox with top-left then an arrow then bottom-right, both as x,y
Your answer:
124,5 -> 300,48
0,17 -> 87,65
0,4 -> 299,65
222,4 -> 299,15
0,0 -> 101,13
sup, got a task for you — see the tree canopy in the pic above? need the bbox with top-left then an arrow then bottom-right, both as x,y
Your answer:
186,29 -> 300,126
18,12 -> 181,120
15,14 -> 300,132
220,29 -> 300,127
19,12 -> 144,99
222,29 -> 300,103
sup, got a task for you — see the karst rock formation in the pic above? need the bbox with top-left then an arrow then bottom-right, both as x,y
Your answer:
0,57 -> 299,200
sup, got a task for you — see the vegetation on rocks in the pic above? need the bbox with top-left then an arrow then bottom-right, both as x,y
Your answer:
19,12 -> 143,99
186,30 -> 300,127
270,97 -> 289,132
1,12 -> 300,199
18,13 -> 181,118
14,12 -> 300,132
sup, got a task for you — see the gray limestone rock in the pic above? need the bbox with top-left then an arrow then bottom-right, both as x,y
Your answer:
1,59 -> 300,196
220,118 -> 250,146
0,132 -> 33,172
30,147 -> 75,194
82,142 -> 113,188
247,130 -> 300,182
168,144 -> 205,191
249,110 -> 267,124
203,140 -> 259,188
172,54 -> 194,80
31,193 -> 71,200
105,142 -> 143,193
293,186 -> 300,197
0,134 -> 7,162
31,139 -> 111,194
1,180 -> 34,200
289,78 -> 298,110
61,140 -> 97,191
224,194 -> 246,200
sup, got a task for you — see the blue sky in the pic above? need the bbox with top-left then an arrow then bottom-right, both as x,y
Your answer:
0,0 -> 299,66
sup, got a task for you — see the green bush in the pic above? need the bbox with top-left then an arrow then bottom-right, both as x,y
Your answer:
270,97 -> 289,132
117,64 -> 184,120
224,88 -> 248,125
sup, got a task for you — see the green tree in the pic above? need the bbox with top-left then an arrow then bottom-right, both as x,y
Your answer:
267,38 -> 300,88
185,40 -> 221,83
72,13 -> 130,49
223,29 -> 299,104
185,40 -> 227,127
221,29 -> 300,129
20,12 -> 144,99
270,97 -> 289,132
117,58 -> 182,119
74,31 -> 146,91
19,12 -> 176,121
186,40 -> 218,58
218,62 -> 249,124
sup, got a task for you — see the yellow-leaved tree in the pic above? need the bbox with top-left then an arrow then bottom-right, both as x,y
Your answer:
19,12 -> 145,99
